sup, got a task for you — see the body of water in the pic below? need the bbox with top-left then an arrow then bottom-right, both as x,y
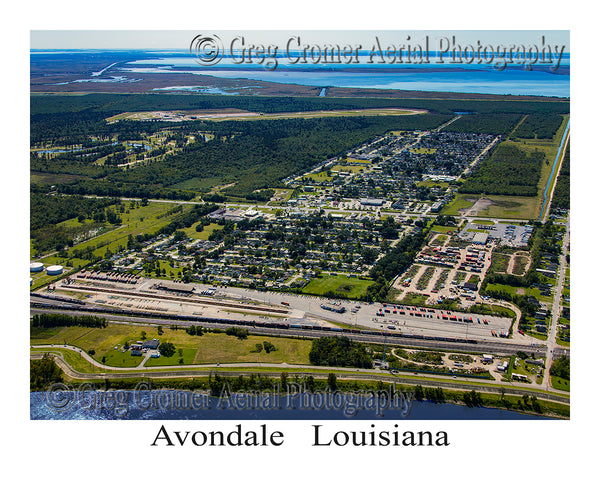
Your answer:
120,55 -> 570,98
30,391 -> 550,420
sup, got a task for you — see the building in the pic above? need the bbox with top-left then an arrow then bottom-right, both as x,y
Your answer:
472,232 -> 489,245
497,361 -> 509,372
143,339 -> 160,350
430,202 -> 443,213
359,198 -> 384,207
157,282 -> 195,294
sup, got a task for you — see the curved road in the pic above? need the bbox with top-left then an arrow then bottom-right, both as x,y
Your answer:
31,345 -> 569,402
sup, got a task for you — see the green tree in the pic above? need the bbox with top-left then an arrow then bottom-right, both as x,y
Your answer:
158,342 -> 176,357
327,373 -> 338,391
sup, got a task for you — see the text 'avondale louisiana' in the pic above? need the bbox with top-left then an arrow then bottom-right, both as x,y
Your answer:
151,424 -> 449,447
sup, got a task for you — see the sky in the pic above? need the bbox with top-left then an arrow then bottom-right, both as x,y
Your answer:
30,30 -> 569,52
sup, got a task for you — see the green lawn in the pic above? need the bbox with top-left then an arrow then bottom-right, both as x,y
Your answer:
440,195 -> 477,216
431,225 -> 458,234
331,164 -> 366,173
145,348 -> 197,367
304,171 -> 334,182
181,222 -> 224,241
442,193 -> 540,219
32,202 -> 192,266
302,274 -> 373,299
551,376 -> 570,392
484,283 -> 553,302
31,324 -> 313,367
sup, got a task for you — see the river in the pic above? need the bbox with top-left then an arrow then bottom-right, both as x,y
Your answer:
30,391 -> 551,420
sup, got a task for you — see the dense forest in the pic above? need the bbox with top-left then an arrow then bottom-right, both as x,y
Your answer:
443,113 -> 524,135
30,194 -> 123,253
511,114 -> 565,139
30,194 -> 120,230
458,143 -> 544,196
367,227 -> 429,302
551,142 -> 570,210
309,336 -> 373,369
30,93 -> 570,117
33,114 -> 452,200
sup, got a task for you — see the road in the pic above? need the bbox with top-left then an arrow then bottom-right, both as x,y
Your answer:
31,348 -> 569,404
542,212 -> 570,388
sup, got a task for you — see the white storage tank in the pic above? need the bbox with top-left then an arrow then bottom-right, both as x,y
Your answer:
46,265 -> 64,276
30,262 -> 44,272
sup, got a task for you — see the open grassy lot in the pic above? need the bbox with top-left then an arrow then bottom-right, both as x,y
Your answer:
34,202 -> 191,268
181,221 -> 223,241
145,348 -> 198,367
489,252 -> 510,274
430,234 -> 448,246
440,195 -> 477,216
302,274 -> 373,299
331,164 -> 366,173
31,324 -> 145,354
410,147 -> 437,154
31,324 -> 313,367
443,193 -> 540,219
484,282 -> 552,302
431,225 -> 458,234
551,376 -> 570,392
416,180 -> 450,189
304,171 -> 334,182
30,172 -> 87,185
190,333 -> 311,365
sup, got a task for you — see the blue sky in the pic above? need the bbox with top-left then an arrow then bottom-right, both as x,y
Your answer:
30,30 -> 569,52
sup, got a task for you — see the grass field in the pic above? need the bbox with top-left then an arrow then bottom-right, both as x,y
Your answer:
431,225 -> 458,234
440,196 -> 478,216
33,202 -> 191,269
410,147 -> 437,154
302,274 -> 373,299
31,324 -> 313,367
181,222 -> 223,241
551,376 -> 570,392
442,193 -> 540,219
304,171 -> 334,182
445,115 -> 569,221
484,283 -> 552,302
416,180 -> 450,189
30,172 -> 87,185
331,164 -> 366,173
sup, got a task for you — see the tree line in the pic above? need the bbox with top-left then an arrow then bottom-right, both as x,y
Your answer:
459,143 -> 544,196
31,313 -> 107,328
309,336 -> 373,369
